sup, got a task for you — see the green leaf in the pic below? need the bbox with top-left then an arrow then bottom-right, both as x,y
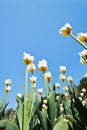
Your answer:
63,98 -> 72,115
16,96 -> 23,130
0,120 -> 19,130
0,103 -> 8,119
36,94 -> 48,130
48,91 -> 55,127
53,119 -> 70,130
55,94 -> 61,118
37,109 -> 48,130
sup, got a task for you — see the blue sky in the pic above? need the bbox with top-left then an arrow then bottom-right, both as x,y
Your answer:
0,0 -> 87,109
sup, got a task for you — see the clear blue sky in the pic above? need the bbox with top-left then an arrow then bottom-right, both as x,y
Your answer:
0,0 -> 87,109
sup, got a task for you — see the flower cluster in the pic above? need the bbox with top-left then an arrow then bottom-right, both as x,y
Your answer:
59,23 -> 87,64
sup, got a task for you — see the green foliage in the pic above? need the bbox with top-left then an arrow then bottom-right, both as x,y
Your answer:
16,96 -> 23,130
68,84 -> 87,130
53,119 -> 72,130
77,77 -> 87,91
0,103 -> 8,120
48,91 -> 55,128
36,94 -> 49,130
0,120 -> 19,130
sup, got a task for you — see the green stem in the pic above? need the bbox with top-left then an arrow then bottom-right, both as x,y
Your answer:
23,65 -> 28,130
48,81 -> 52,92
70,33 -> 87,50
28,83 -> 34,124
43,73 -> 48,98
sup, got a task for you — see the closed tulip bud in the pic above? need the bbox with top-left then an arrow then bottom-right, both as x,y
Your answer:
60,103 -> 63,107
82,100 -> 86,106
60,106 -> 64,113
81,88 -> 86,93
37,88 -> 43,95
78,97 -> 82,101
16,93 -> 22,99
80,92 -> 84,97
43,99 -> 47,104
56,96 -> 59,100
42,104 -> 47,110
63,86 -> 68,92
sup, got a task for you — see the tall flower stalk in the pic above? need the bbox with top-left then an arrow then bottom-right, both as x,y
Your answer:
23,65 -> 28,130
43,72 -> 48,98
23,52 -> 34,130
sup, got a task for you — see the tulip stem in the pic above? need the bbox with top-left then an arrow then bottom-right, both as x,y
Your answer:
70,33 -> 87,50
23,65 -> 28,130
43,73 -> 48,98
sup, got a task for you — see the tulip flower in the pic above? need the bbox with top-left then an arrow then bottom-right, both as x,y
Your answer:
59,23 -> 72,36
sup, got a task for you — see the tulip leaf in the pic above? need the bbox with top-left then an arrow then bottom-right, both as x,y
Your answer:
48,91 -> 55,127
0,120 -> 19,130
53,119 -> 70,130
37,109 -> 48,130
16,96 -> 23,130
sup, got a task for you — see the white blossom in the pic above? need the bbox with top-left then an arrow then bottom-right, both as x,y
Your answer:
38,59 -> 48,72
23,52 -> 34,65
81,88 -> 86,93
82,100 -> 86,106
63,86 -> 68,92
77,32 -> 87,43
59,74 -> 66,81
43,99 -> 47,104
80,92 -> 84,97
30,76 -> 37,83
67,76 -> 73,83
37,88 -> 43,95
44,71 -> 52,82
5,79 -> 11,86
16,93 -> 22,99
28,63 -> 36,73
55,82 -> 60,88
59,23 -> 72,36
59,66 -> 66,73
79,49 -> 87,64
5,86 -> 12,92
